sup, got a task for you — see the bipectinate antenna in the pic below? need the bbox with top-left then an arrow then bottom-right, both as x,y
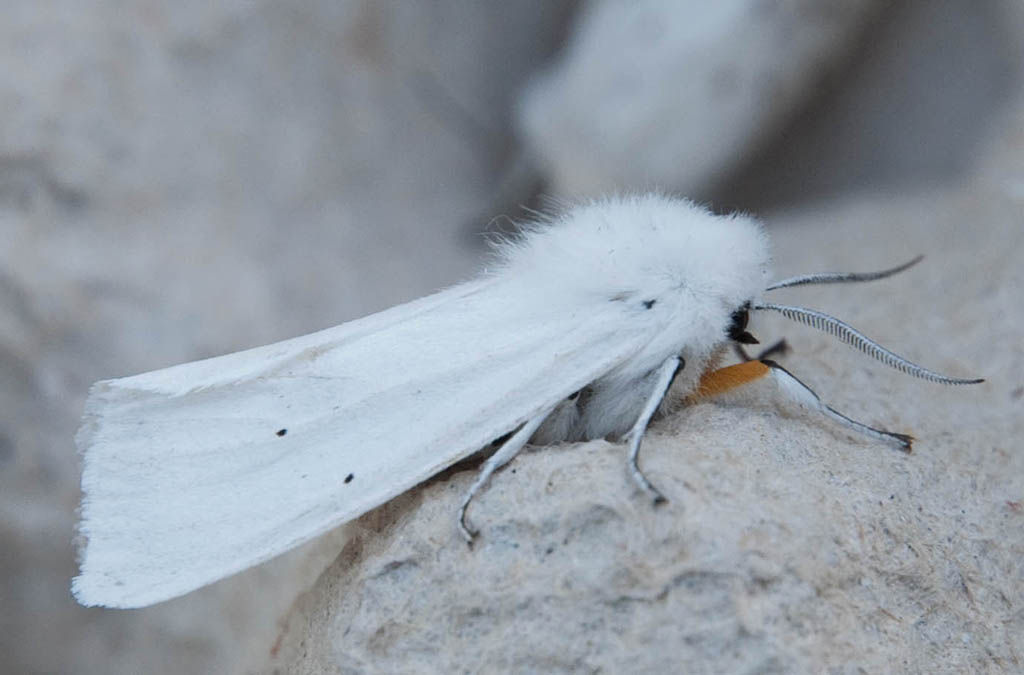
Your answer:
753,303 -> 983,385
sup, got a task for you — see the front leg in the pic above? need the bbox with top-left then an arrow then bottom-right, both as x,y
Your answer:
687,359 -> 912,451
734,338 -> 790,363
762,360 -> 913,450
686,359 -> 776,401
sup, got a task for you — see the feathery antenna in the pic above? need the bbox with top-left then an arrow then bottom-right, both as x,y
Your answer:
753,303 -> 983,385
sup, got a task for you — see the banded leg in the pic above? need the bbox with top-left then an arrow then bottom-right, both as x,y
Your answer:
627,356 -> 683,503
459,407 -> 554,543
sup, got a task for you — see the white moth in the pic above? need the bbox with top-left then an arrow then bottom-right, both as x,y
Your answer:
73,194 -> 981,608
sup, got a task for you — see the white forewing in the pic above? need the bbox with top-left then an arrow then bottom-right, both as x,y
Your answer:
74,276 -> 655,608
74,193 -> 774,608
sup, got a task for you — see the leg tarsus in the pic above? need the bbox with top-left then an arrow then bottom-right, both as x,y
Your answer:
458,408 -> 552,543
627,356 -> 682,503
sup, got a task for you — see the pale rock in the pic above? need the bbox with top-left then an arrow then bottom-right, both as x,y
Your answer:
517,0 -> 882,197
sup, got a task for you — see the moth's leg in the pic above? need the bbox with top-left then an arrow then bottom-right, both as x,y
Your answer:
734,339 -> 790,363
755,339 -> 790,361
762,359 -> 913,451
459,407 -> 554,543
627,356 -> 683,504
688,358 -> 912,450
686,359 -> 776,402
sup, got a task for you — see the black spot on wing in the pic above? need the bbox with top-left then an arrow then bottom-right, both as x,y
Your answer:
344,473 -> 354,484
276,428 -> 287,437
642,299 -> 656,309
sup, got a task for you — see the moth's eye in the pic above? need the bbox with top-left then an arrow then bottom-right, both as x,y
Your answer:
727,308 -> 749,340
728,305 -> 759,344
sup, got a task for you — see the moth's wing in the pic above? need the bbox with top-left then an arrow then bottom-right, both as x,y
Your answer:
74,278 -> 651,607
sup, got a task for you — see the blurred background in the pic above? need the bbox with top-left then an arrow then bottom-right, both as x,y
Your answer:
1,1 -> 1021,672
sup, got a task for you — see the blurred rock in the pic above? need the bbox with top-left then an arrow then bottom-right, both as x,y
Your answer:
714,0 -> 1023,212
517,0 -> 883,198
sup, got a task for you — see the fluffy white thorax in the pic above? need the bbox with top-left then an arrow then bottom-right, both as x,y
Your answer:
498,194 -> 771,440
